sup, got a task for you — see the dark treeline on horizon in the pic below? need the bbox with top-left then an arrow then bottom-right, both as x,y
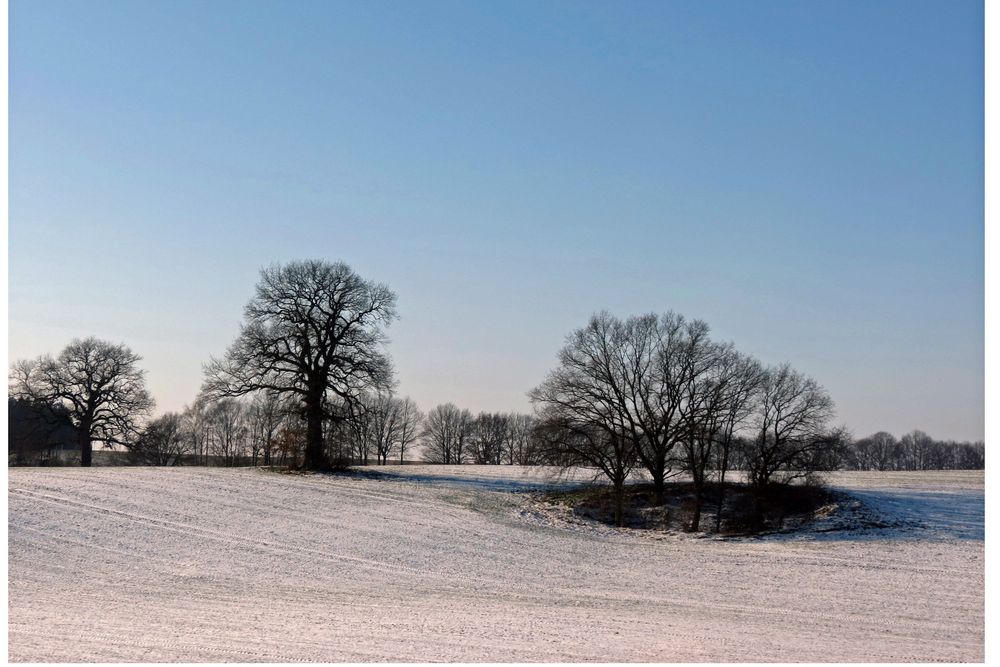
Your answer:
8,394 -> 984,472
9,259 -> 985,483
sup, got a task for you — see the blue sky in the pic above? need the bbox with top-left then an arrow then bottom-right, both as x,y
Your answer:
9,0 -> 984,440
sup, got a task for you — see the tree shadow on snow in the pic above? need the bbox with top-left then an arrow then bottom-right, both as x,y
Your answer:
759,487 -> 984,543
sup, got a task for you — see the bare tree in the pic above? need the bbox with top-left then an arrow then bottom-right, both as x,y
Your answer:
529,311 -> 715,507
470,412 -> 510,464
455,409 -> 474,463
275,418 -> 306,467
504,413 -> 538,465
10,337 -> 154,466
181,399 -> 213,466
247,392 -> 285,466
679,344 -> 762,531
394,397 -> 423,464
639,313 -> 715,501
421,403 -> 471,464
206,399 -> 248,466
529,313 -> 645,506
360,393 -> 425,465
321,414 -> 348,466
850,431 -> 899,470
362,393 -> 391,465
349,391 -> 401,465
530,320 -> 644,526
741,363 -> 835,492
872,431 -> 903,470
710,351 -> 764,532
544,312 -> 722,502
203,260 -> 397,470
899,430 -> 935,471
956,441 -> 985,469
344,396 -> 376,465
132,413 -> 188,466
533,408 -> 638,527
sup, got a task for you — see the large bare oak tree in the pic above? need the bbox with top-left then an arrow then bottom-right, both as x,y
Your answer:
9,337 -> 154,466
203,260 -> 397,470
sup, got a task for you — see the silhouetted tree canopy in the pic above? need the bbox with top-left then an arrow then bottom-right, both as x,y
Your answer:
203,260 -> 397,470
133,413 -> 187,466
9,337 -> 154,466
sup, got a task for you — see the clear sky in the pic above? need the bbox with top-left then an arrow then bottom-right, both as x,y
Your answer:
9,0 -> 984,441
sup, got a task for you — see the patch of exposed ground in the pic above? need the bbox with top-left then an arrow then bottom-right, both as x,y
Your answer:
524,480 -> 919,539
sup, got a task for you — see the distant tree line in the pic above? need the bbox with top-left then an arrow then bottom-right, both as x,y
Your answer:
420,404 -> 540,465
8,260 -> 985,498
124,390 -> 425,468
834,430 -> 984,472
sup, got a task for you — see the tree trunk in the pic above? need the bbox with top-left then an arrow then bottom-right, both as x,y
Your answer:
78,415 -> 94,467
651,468 -> 665,504
303,399 -> 328,470
80,431 -> 93,467
750,488 -> 765,533
715,471 -> 727,533
614,482 -> 625,527
689,462 -> 705,531
689,492 -> 703,532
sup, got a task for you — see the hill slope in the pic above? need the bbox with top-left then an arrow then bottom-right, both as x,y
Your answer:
8,466 -> 984,661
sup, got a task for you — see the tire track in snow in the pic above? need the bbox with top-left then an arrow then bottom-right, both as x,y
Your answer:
11,487 -> 497,587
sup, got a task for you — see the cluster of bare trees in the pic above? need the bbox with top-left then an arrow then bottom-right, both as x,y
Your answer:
130,393 -> 305,467
326,392 -> 423,465
840,430 -> 984,471
135,389 -> 419,469
530,312 -> 839,529
7,260 -> 986,488
133,394 -> 539,469
420,405 -> 539,465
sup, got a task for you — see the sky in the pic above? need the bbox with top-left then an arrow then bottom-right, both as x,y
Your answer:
9,0 -> 984,441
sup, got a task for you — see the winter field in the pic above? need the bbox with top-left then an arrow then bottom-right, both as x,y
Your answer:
8,466 -> 984,662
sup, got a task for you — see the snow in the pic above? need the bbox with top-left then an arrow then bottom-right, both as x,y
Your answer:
8,466 -> 983,662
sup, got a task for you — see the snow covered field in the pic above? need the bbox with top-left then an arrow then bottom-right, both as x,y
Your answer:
8,466 -> 983,662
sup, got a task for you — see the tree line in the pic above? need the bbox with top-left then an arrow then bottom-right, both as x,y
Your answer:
8,259 -> 985,496
836,430 -> 984,472
8,389 -> 543,469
